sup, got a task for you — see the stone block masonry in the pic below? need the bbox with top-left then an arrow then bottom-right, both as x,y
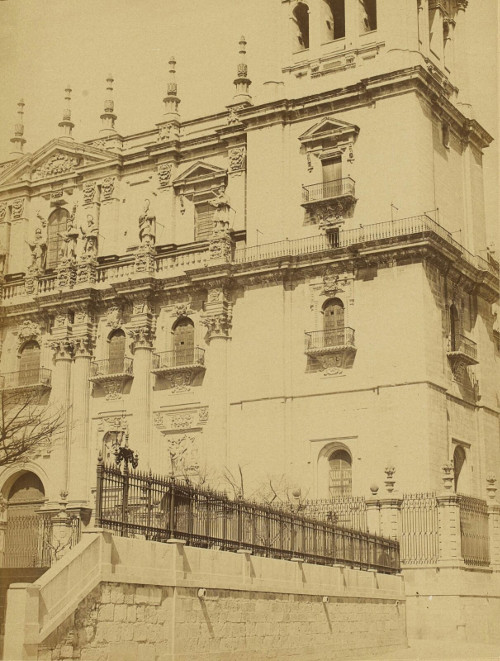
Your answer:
3,532 -> 406,660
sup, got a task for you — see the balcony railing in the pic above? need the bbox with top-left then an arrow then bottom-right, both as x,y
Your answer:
448,334 -> 478,364
90,357 -> 134,380
302,177 -> 356,204
0,368 -> 52,390
305,328 -> 355,352
152,347 -> 205,372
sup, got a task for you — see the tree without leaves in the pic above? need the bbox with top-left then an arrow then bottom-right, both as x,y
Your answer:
0,387 -> 66,467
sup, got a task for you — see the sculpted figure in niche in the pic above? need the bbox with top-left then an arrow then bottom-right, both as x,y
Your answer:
58,204 -> 79,262
209,186 -> 231,233
27,227 -> 47,271
138,199 -> 156,246
80,214 -> 98,258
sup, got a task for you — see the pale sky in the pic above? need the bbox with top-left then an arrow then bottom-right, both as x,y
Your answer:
0,0 -> 497,227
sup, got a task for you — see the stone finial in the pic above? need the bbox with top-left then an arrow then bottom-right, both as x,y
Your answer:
441,461 -> 454,491
58,85 -> 75,140
100,74 -> 117,135
162,56 -> 180,121
370,484 -> 379,496
232,36 -> 252,105
10,99 -> 26,157
384,465 -> 396,493
486,473 -> 498,500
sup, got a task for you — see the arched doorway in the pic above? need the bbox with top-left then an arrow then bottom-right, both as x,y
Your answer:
323,298 -> 345,345
173,318 -> 195,366
3,472 -> 47,568
328,449 -> 352,497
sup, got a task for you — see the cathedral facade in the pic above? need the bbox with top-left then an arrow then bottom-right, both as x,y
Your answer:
0,0 -> 498,561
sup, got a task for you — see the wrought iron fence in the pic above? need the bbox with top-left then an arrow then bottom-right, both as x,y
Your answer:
458,494 -> 490,567
302,177 -> 356,204
152,347 -> 205,370
90,357 -> 134,378
95,460 -> 400,574
400,492 -> 440,566
0,368 -> 52,390
305,328 -> 355,351
301,497 -> 367,532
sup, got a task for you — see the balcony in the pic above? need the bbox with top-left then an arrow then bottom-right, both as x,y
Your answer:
152,348 -> 206,377
447,334 -> 478,368
89,358 -> 134,383
0,368 -> 52,392
305,328 -> 356,374
301,178 -> 356,224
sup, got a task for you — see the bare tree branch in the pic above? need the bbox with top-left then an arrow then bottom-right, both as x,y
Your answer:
0,387 -> 67,467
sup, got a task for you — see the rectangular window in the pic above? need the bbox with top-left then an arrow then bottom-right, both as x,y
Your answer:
194,203 -> 215,241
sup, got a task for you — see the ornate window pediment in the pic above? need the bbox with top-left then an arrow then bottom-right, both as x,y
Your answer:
172,161 -> 227,195
299,116 -> 359,150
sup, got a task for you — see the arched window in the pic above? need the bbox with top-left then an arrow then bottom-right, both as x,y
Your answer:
450,304 -> 460,351
4,472 -> 46,568
173,318 -> 195,366
453,445 -> 466,492
108,329 -> 126,373
323,298 -> 345,344
293,2 -> 310,50
328,449 -> 352,497
323,0 -> 345,41
46,208 -> 69,270
19,341 -> 41,386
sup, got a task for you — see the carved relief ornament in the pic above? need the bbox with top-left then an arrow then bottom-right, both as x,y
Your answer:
157,163 -> 173,187
100,177 -> 115,200
33,153 -> 80,180
82,181 -> 97,204
106,306 -> 123,329
16,320 -> 42,349
0,202 -> 7,221
11,198 -> 24,220
229,147 -> 246,172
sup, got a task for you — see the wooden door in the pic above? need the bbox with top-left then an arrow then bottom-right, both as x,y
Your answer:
328,450 -> 352,497
19,341 -> 41,386
173,319 -> 194,366
46,208 -> 68,269
323,299 -> 344,345
109,331 -> 125,373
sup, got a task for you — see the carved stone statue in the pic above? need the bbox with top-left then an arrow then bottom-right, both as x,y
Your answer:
209,186 -> 231,233
27,228 -> 47,271
58,205 -> 79,262
80,214 -> 98,258
138,199 -> 156,246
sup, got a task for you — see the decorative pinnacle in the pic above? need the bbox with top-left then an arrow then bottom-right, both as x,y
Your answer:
100,73 -> 117,135
162,56 -> 180,120
10,98 -> 26,156
232,36 -> 252,105
58,84 -> 75,140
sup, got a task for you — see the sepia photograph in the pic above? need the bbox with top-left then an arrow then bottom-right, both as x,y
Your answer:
0,1 -> 498,659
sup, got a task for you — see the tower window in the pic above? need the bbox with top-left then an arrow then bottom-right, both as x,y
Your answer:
360,0 -> 377,33
328,449 -> 352,497
323,0 -> 345,41
293,2 -> 310,51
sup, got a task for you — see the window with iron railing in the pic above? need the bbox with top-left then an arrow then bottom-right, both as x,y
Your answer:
302,177 -> 355,204
305,327 -> 355,351
90,357 -> 133,378
153,347 -> 205,371
0,368 -> 52,390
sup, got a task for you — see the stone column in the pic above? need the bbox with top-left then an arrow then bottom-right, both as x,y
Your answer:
0,495 -> 7,568
201,281 -> 233,472
486,473 -> 500,571
454,0 -> 471,111
378,467 -> 402,541
49,338 -> 74,498
436,462 -> 464,567
366,485 -> 381,536
69,335 -> 93,504
128,300 -> 155,470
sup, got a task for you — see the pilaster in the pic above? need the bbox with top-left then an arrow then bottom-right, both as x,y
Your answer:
436,462 -> 464,567
486,474 -> 500,571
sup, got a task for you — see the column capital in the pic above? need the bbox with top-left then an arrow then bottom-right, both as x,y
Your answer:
49,338 -> 74,360
201,311 -> 232,340
73,335 -> 94,358
128,326 -> 155,352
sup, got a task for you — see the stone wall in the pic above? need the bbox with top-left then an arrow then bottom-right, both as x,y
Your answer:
4,533 -> 406,661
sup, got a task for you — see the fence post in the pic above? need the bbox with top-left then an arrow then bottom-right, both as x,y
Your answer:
436,462 -> 464,567
378,466 -> 402,541
95,452 -> 104,528
366,485 -> 381,536
50,491 -> 74,562
486,473 -> 500,571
